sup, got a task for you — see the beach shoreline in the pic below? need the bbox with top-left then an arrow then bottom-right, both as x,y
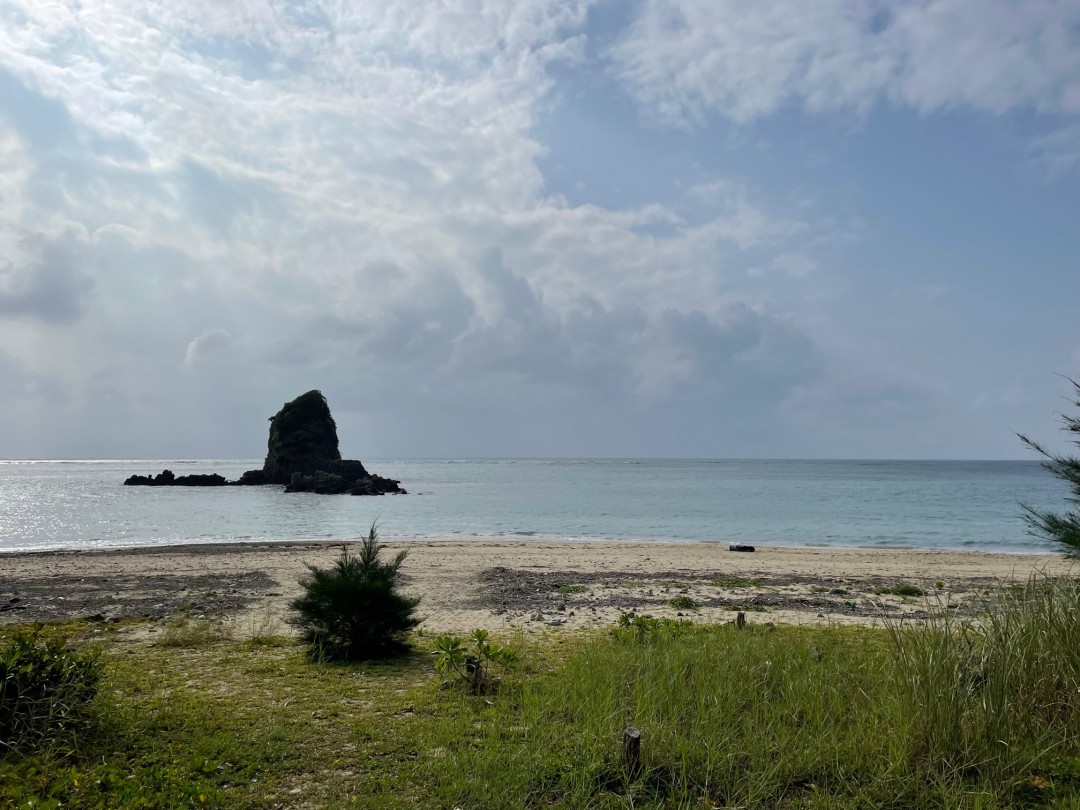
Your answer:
2,540 -> 1072,634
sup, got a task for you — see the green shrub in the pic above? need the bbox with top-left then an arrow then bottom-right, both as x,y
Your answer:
288,525 -> 420,661
0,628 -> 102,753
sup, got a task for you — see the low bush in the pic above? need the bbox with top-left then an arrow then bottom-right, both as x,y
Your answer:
0,628 -> 102,753
289,524 -> 420,661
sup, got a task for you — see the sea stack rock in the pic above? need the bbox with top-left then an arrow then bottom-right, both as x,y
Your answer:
237,390 -> 405,495
124,390 -> 405,495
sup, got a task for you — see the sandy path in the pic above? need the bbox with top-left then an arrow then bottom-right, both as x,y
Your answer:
1,541 -> 1072,634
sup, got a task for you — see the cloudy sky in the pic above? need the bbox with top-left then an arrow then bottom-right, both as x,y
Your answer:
1,0 -> 1078,460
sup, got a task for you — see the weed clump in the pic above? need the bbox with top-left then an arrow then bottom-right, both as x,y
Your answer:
289,524 -> 420,661
667,595 -> 699,610
874,584 -> 925,597
0,628 -> 102,753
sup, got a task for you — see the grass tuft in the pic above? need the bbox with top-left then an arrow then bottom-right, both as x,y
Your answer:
874,584 -> 925,597
156,618 -> 232,648
666,595 -> 699,610
710,577 -> 763,588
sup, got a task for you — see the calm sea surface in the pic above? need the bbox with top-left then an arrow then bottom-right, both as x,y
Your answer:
0,459 -> 1068,554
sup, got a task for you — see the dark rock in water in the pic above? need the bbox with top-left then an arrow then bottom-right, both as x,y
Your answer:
124,470 -> 228,486
261,389 -> 341,480
124,390 -> 405,495
237,391 -> 405,495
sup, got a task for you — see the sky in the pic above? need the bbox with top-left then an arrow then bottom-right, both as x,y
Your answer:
0,0 -> 1078,460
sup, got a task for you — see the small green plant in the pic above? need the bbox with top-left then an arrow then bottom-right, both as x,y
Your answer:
615,612 -> 694,644
556,584 -> 586,594
433,629 -> 517,694
935,580 -> 945,590
830,587 -> 850,595
289,523 -> 420,661
874,584 -> 925,597
0,628 -> 102,753
711,577 -> 762,588
668,595 -> 699,610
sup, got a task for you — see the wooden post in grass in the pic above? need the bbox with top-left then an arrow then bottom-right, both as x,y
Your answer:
622,727 -> 641,777
736,611 -> 746,629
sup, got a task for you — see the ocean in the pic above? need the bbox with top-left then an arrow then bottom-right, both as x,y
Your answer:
0,458 -> 1069,554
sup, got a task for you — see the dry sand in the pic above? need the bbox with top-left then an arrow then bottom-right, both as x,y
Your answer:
2,540 -> 1072,636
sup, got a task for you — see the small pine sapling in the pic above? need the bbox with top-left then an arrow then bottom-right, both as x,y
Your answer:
289,524 -> 420,661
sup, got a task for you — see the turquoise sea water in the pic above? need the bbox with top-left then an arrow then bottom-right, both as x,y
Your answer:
0,459 -> 1069,554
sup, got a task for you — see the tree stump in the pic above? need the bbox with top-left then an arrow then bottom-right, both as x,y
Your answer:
622,727 -> 642,777
736,611 -> 746,629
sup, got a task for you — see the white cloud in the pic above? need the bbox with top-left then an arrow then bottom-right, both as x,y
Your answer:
607,0 -> 1080,126
184,327 -> 233,366
0,0 -> 1061,458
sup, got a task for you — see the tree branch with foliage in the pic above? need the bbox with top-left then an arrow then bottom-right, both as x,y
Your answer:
1018,377 -> 1080,556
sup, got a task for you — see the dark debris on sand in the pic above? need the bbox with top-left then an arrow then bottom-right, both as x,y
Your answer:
0,571 -> 277,624
473,566 -> 994,621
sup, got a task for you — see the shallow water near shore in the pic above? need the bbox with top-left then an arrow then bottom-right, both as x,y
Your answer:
0,458 -> 1068,553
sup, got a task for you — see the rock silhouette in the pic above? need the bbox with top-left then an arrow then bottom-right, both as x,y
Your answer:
124,390 -> 405,495
123,470 -> 228,486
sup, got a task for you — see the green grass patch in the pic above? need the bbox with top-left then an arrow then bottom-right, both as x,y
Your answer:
556,584 -> 586,594
710,577 -> 762,588
4,576 -> 1080,808
155,618 -> 232,648
873,584 -> 926,597
666,595 -> 699,610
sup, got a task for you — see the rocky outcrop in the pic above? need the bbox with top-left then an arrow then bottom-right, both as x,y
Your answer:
123,390 -> 405,495
236,391 -> 405,494
124,470 -> 228,486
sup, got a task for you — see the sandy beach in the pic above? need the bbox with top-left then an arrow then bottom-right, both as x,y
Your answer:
2,540 -> 1072,635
